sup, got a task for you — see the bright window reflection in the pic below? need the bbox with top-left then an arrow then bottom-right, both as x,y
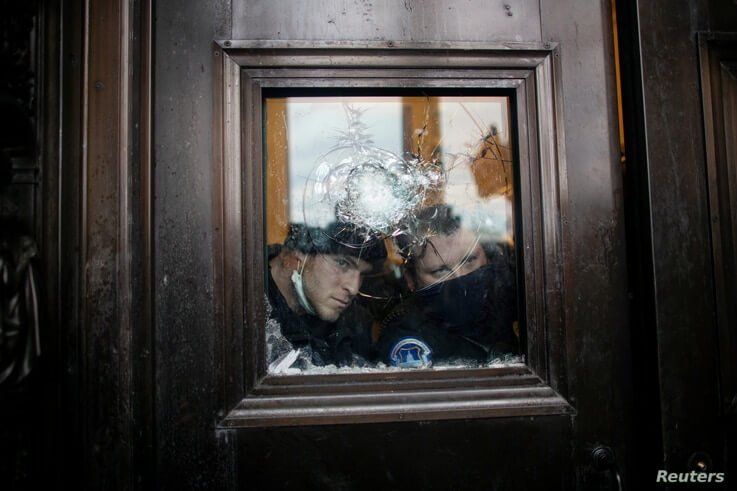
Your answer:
263,93 -> 522,374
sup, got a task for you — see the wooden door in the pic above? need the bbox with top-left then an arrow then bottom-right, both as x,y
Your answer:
184,2 -> 629,489
38,0 -> 671,489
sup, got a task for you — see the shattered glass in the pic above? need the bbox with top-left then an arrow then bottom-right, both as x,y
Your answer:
263,94 -> 521,374
304,105 -> 444,237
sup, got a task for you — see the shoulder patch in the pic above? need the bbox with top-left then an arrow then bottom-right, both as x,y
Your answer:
389,337 -> 432,368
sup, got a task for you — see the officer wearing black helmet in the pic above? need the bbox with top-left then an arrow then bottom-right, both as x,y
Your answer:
267,222 -> 387,369
376,205 -> 518,368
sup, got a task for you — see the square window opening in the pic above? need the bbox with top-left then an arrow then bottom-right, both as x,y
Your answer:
261,88 -> 526,376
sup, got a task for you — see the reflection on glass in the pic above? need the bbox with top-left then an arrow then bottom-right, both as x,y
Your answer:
263,94 -> 522,374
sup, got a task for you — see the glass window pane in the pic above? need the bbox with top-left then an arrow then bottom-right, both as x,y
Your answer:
263,93 -> 522,374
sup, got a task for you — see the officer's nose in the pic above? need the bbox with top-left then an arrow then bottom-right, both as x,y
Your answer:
450,261 -> 475,280
343,270 -> 361,297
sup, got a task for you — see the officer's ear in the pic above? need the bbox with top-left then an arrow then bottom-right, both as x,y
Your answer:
282,248 -> 305,271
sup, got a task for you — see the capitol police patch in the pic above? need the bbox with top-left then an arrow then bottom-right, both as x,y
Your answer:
389,337 -> 432,368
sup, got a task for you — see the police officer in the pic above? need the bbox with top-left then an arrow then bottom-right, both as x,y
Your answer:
377,205 -> 518,368
267,222 -> 387,369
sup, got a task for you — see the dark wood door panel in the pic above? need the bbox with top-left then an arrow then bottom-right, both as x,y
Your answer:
233,416 -> 573,491
153,0 -> 628,489
635,0 -> 728,478
231,0 -> 542,43
700,32 -> 737,485
35,0 -> 737,489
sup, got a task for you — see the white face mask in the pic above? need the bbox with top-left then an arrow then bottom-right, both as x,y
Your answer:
291,269 -> 317,316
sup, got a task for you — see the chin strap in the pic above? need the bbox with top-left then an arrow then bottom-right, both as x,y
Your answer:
291,269 -> 317,316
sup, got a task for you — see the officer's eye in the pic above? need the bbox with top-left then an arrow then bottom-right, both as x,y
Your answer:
334,257 -> 351,269
460,255 -> 480,269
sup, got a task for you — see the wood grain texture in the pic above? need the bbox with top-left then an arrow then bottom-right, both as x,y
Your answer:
213,43 -> 571,432
153,0 -> 233,488
235,415 -> 573,490
233,0 -> 542,43
637,0 -> 723,476
539,0 -> 632,487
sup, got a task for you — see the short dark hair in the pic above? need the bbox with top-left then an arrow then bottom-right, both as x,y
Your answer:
284,222 -> 387,264
394,204 -> 461,271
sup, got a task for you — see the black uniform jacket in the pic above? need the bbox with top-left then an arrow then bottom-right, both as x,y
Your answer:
266,247 -> 373,367
376,255 -> 518,368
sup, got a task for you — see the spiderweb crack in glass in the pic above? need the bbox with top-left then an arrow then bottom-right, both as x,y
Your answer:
304,105 -> 445,237
265,97 -> 519,374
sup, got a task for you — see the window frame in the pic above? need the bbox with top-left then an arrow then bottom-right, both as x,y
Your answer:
698,32 -> 737,418
212,40 -> 572,428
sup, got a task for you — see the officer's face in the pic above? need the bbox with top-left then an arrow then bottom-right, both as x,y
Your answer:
298,252 -> 373,322
410,229 -> 488,290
